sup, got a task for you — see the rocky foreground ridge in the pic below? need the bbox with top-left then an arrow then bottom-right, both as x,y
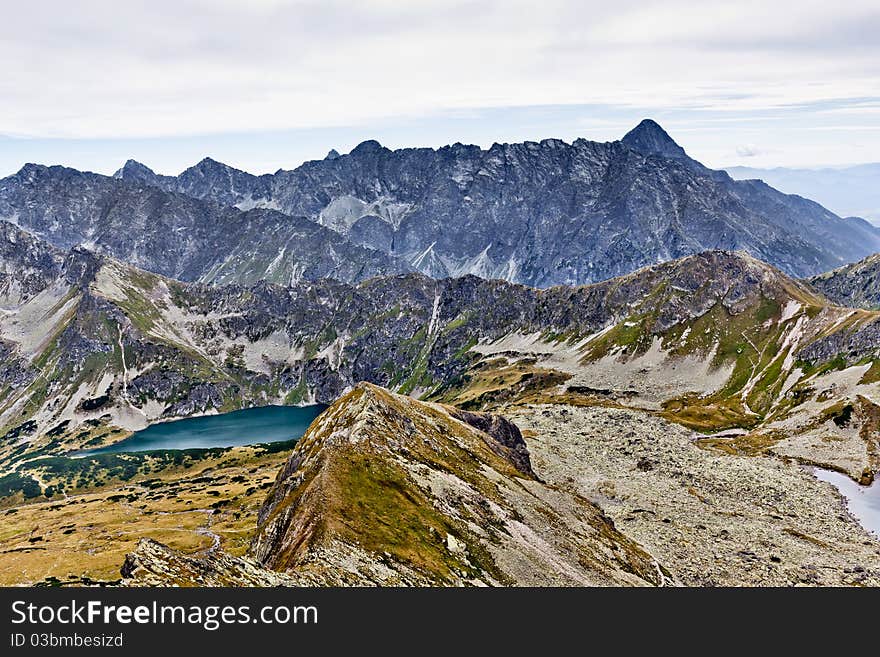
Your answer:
122,384 -> 671,586
120,383 -> 880,587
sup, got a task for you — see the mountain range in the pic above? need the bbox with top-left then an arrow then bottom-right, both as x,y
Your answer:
2,218 -> 877,585
1,120 -> 879,587
0,164 -> 410,286
1,120 -> 878,290
2,217 -> 878,483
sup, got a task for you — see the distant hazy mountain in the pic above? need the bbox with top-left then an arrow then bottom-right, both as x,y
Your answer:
726,163 -> 880,225
112,119 -> 880,284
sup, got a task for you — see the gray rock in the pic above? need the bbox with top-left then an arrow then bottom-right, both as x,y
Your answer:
110,121 -> 880,285
0,167 -> 411,285
808,253 -> 880,309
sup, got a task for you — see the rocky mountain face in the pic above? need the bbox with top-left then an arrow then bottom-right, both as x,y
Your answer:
808,253 -> 880,310
113,120 -> 880,285
1,224 -> 878,486
0,165 -> 411,286
0,220 -> 65,308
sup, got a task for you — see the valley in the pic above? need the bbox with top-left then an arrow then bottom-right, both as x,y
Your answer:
0,441 -> 292,585
1,121 -> 879,587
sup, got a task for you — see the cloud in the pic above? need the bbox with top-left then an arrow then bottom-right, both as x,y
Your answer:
736,144 -> 762,157
0,1 -> 878,140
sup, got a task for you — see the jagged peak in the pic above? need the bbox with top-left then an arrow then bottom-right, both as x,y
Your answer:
12,163 -> 48,179
62,245 -> 104,288
11,163 -> 98,183
350,139 -> 384,155
16,162 -> 45,173
192,156 -> 226,170
180,157 -> 251,179
113,159 -> 156,180
324,149 -> 341,161
621,118 -> 688,160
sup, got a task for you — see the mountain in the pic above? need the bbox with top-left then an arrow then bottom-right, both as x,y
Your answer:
621,118 -> 690,161
0,164 -> 411,286
112,120 -> 880,285
809,253 -> 880,309
247,383 -> 667,585
1,224 -> 878,486
727,163 -> 880,225
2,227 -> 879,586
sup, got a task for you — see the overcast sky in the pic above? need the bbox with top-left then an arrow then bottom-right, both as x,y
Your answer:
1,0 -> 878,176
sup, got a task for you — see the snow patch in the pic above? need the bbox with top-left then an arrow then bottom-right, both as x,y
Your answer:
266,246 -> 287,277
316,336 -> 347,370
780,300 -> 802,323
234,196 -> 279,212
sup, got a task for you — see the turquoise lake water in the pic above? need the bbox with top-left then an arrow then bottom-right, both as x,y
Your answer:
81,404 -> 327,455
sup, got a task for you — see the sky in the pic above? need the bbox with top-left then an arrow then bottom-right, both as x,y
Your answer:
1,0 -> 878,177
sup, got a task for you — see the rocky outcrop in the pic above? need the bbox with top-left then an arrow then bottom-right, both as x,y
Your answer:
0,165 -> 411,286
797,316 -> 880,364
250,383 -> 667,586
447,408 -> 534,477
120,538 -> 305,587
809,253 -> 880,310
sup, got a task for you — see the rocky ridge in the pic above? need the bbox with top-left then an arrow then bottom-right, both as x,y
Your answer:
120,383 -> 880,587
0,165 -> 411,286
126,384 -> 670,586
809,253 -> 880,310
110,120 -> 880,285
121,538 -> 306,587
1,227 -> 878,485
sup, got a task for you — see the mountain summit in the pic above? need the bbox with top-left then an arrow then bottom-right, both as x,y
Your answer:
621,118 -> 689,160
7,121 -> 880,287
112,159 -> 159,183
